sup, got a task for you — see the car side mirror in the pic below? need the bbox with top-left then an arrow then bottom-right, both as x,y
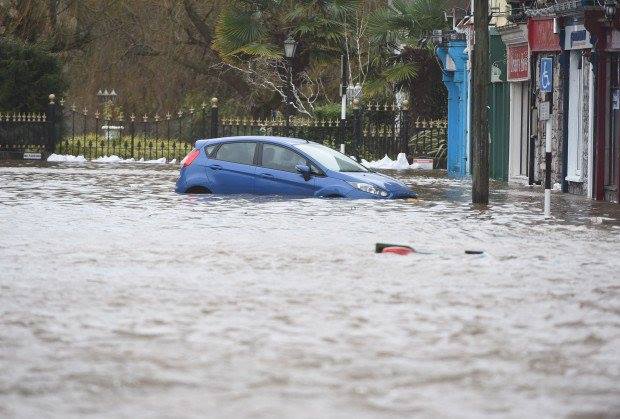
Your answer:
295,164 -> 312,181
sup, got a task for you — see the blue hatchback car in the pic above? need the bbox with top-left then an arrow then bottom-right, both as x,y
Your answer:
176,136 -> 416,199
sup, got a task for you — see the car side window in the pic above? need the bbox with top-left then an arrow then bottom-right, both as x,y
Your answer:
261,144 -> 308,173
204,145 -> 216,157
214,142 -> 257,165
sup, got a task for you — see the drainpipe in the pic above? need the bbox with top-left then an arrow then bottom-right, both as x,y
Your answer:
529,52 -> 537,186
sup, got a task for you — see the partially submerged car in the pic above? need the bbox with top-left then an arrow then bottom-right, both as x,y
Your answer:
176,136 -> 416,199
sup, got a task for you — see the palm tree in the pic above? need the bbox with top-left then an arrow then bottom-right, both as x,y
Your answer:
212,0 -> 360,115
214,0 -> 358,62
367,0 -> 449,119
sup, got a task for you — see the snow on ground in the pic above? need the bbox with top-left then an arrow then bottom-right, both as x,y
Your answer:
364,153 -> 430,171
47,154 -> 174,165
47,154 -> 87,163
47,150 -> 428,170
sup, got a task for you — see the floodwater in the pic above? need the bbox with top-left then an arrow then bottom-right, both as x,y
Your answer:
0,162 -> 619,419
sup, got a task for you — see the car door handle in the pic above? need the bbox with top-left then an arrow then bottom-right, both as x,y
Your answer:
209,164 -> 222,170
260,173 -> 275,179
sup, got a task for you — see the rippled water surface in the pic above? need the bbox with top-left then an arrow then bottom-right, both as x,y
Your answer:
1,162 -> 619,418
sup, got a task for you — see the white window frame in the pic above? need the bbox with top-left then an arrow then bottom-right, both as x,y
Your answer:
566,51 -> 585,182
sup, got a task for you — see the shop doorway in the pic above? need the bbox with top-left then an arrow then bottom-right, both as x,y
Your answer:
509,82 -> 531,180
605,54 -> 620,203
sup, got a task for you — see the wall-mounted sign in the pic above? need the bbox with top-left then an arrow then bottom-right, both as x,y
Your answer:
507,44 -> 530,82
540,57 -> 553,93
23,152 -> 42,160
564,24 -> 593,50
528,19 -> 561,52
613,89 -> 620,111
411,158 -> 434,170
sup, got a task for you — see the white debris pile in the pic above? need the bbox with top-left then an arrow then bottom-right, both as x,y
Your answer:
364,153 -> 433,171
46,154 -> 87,163
47,154 -> 173,164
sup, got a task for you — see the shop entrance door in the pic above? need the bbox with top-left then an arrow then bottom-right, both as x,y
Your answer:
605,54 -> 620,203
509,82 -> 530,180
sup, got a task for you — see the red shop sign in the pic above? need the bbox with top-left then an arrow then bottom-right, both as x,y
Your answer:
507,44 -> 530,82
528,19 -> 561,52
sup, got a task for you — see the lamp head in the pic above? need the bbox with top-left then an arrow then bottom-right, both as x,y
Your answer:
604,1 -> 617,21
284,35 -> 298,58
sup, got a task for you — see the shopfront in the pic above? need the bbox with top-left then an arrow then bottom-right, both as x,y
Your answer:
506,41 -> 532,182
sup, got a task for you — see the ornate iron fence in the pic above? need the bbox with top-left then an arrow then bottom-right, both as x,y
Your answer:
0,112 -> 50,159
0,94 -> 62,159
1,94 -> 447,168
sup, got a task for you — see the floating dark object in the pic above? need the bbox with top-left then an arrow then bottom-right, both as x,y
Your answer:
465,250 -> 484,255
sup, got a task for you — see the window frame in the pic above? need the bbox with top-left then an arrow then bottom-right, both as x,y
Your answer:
211,141 -> 259,166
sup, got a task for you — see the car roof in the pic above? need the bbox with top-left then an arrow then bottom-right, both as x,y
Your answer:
195,136 -> 309,148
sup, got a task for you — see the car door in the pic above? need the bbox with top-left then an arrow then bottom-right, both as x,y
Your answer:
255,143 -> 318,196
206,141 -> 258,194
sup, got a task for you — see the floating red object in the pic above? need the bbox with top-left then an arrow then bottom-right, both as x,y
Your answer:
381,246 -> 414,256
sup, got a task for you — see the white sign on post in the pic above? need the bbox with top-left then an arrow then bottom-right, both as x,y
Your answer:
539,102 -> 551,121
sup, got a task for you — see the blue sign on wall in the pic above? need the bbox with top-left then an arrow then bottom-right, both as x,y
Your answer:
540,57 -> 553,93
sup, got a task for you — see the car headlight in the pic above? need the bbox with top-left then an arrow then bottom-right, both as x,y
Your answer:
347,182 -> 389,197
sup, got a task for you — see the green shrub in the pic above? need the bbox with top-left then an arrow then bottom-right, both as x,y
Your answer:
56,134 -> 193,161
313,103 -> 351,120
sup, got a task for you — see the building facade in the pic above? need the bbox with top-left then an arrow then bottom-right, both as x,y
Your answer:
436,0 -> 619,203
495,0 -> 619,202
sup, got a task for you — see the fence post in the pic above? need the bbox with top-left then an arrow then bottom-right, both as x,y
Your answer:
210,97 -> 219,138
45,94 -> 58,155
130,114 -> 136,158
352,98 -> 362,161
400,99 -> 410,158
201,102 -> 207,138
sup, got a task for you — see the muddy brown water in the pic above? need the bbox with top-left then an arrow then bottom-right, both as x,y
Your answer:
1,162 -> 619,418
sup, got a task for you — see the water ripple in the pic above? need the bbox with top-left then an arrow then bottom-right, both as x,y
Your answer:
0,162 -> 619,418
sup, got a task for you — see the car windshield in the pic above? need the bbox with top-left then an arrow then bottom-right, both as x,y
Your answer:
296,142 -> 368,172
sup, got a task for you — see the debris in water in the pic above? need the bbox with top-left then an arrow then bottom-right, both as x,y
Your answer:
465,250 -> 484,255
376,243 -> 415,255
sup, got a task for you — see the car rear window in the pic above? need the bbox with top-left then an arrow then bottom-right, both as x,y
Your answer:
213,142 -> 257,165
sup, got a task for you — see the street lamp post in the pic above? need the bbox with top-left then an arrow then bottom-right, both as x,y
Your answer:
283,35 -> 298,136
